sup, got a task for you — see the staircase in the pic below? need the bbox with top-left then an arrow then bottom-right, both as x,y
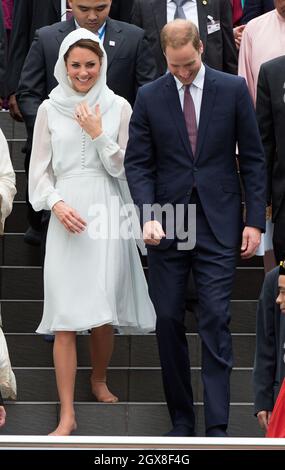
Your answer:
0,111 -> 264,436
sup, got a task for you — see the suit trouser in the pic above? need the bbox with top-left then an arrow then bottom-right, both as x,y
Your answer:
147,191 -> 237,431
273,196 -> 285,263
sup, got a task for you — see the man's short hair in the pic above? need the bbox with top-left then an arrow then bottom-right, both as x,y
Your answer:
160,19 -> 201,53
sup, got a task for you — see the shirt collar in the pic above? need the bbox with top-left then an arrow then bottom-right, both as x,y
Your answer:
75,20 -> 107,36
174,63 -> 205,91
167,0 -> 196,3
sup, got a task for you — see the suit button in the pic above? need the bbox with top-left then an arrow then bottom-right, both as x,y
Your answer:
193,167 -> 198,172
186,191 -> 191,196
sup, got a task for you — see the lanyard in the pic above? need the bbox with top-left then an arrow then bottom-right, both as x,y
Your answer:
98,24 -> 106,41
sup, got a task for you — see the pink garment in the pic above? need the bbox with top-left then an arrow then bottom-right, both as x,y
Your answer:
238,9 -> 285,104
1,0 -> 13,31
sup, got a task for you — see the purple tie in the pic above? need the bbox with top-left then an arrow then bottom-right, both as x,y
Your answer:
184,85 -> 197,156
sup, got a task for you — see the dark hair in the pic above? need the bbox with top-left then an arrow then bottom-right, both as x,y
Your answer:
64,39 -> 104,63
160,20 -> 201,53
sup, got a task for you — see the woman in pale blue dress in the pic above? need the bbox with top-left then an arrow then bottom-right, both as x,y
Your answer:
29,28 -> 156,436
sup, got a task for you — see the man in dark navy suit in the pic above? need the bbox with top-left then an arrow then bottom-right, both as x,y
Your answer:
242,0 -> 274,23
125,19 -> 266,437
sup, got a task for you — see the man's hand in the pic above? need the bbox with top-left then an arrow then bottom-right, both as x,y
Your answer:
240,226 -> 261,259
257,410 -> 272,432
143,220 -> 166,246
8,94 -> 23,122
52,201 -> 87,234
233,25 -> 246,50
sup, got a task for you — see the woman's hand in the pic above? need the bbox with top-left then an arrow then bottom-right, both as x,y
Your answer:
75,102 -> 103,139
52,201 -> 87,234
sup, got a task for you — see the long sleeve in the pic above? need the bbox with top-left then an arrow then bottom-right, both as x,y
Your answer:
238,27 -> 255,103
0,129 -> 16,233
6,0 -> 33,96
253,269 -> 278,415
256,65 -> 275,206
220,0 -> 238,74
93,100 -> 132,178
29,103 -> 63,211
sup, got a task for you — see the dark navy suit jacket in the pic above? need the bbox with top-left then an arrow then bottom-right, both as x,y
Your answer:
125,66 -> 266,249
242,0 -> 274,23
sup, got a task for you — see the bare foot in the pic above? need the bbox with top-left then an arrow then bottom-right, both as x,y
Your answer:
91,379 -> 118,403
48,417 -> 77,436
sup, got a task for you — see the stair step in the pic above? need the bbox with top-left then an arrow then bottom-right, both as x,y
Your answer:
2,235 -> 41,266
5,203 -> 28,232
8,140 -> 25,171
5,334 -> 255,368
1,300 -> 257,333
0,266 -> 264,301
15,171 -> 26,202
9,367 -> 254,403
1,266 -> 43,300
0,403 -> 262,437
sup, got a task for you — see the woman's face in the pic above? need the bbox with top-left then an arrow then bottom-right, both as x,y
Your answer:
66,46 -> 101,93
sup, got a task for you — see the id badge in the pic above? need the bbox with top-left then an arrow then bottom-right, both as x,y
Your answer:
207,20 -> 220,35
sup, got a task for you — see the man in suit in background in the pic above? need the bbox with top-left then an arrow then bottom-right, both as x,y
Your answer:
253,260 -> 285,433
125,19 -> 266,437
242,0 -> 274,23
256,55 -> 285,264
7,0 -> 62,122
16,0 -> 157,245
130,0 -> 237,76
109,0 -> 134,22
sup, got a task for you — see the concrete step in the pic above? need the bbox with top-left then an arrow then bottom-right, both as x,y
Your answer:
0,111 -> 27,140
0,402 -> 262,437
5,203 -> 28,232
5,334 -> 255,368
10,367 -> 254,403
1,300 -> 258,333
0,265 -> 264,301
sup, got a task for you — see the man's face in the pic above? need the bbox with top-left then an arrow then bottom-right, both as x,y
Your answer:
165,40 -> 203,86
276,275 -> 285,313
68,0 -> 112,32
275,0 -> 285,18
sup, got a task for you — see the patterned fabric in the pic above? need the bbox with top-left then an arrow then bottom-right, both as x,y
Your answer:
172,0 -> 188,20
184,85 -> 197,156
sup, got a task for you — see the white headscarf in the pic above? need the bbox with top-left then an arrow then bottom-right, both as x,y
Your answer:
49,28 -> 124,138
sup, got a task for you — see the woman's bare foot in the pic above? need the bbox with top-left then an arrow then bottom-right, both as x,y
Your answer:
48,416 -> 77,436
91,378 -> 118,403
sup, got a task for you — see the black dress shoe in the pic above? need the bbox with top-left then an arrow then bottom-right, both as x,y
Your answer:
43,334 -> 55,343
24,227 -> 42,246
206,425 -> 228,437
164,425 -> 196,437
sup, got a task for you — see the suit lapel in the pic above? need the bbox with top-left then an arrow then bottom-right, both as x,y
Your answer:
152,0 -> 167,35
164,74 -> 193,159
104,19 -> 124,70
197,0 -> 209,54
195,66 -> 217,162
56,19 -> 76,45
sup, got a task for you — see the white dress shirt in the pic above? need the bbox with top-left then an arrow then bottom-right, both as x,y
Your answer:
167,0 -> 199,30
75,19 -> 106,42
174,63 -> 205,126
